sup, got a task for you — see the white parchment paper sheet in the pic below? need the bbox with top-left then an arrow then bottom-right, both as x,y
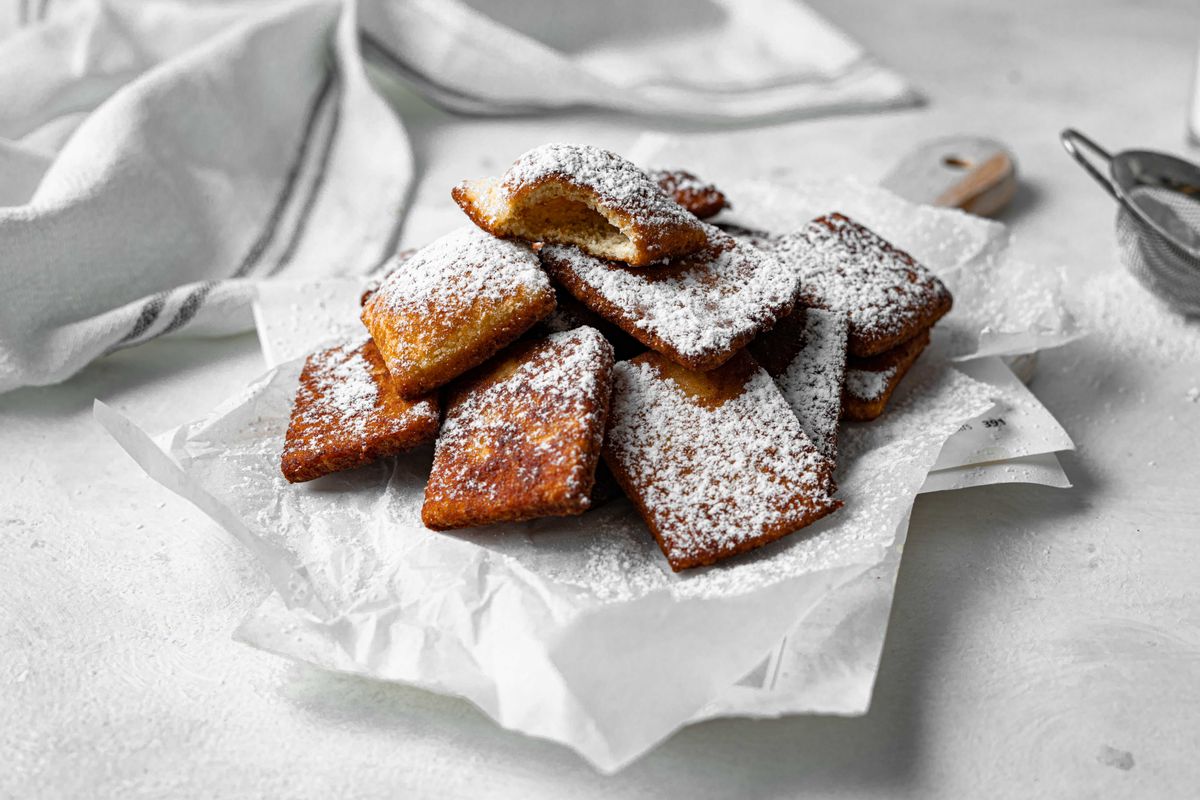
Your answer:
97,355 -> 990,773
98,178 -> 1076,773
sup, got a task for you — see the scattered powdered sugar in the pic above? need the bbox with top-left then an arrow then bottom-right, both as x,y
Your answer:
765,213 -> 951,353
501,143 -> 698,230
429,327 -> 613,506
541,224 -> 798,365
774,308 -> 849,459
370,226 -> 546,316
1072,265 -> 1200,367
605,356 -> 838,568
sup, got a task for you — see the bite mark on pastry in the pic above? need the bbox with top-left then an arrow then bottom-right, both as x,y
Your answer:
452,143 -> 708,267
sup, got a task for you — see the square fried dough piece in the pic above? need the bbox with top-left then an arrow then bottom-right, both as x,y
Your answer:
768,213 -> 952,358
843,326 -> 931,421
650,169 -> 729,220
361,227 -> 556,398
749,307 -> 849,462
540,225 -> 799,371
604,350 -> 841,572
281,339 -> 440,483
421,327 -> 615,530
452,143 -> 707,267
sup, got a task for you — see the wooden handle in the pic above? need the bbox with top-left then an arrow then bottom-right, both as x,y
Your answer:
881,136 -> 1018,217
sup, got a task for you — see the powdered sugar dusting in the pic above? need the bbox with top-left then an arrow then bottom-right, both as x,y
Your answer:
426,327 -> 614,514
845,365 -> 895,403
371,226 -> 545,316
541,224 -> 798,366
503,143 -> 699,230
297,340 -> 380,442
282,339 -> 440,482
765,213 -> 951,355
773,308 -> 849,460
605,355 -> 839,568
649,168 -> 727,218
363,226 -> 552,382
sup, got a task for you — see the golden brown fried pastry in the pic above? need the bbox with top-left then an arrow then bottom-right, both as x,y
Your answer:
603,350 -> 841,571
650,169 -> 728,219
842,326 -> 931,421
281,339 -> 439,483
539,224 -> 799,371
750,307 -> 849,461
452,143 -> 708,267
359,248 -> 417,306
361,227 -> 556,398
421,327 -> 615,530
764,213 -> 952,358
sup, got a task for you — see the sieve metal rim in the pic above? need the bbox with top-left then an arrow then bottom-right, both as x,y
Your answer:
1061,128 -> 1200,261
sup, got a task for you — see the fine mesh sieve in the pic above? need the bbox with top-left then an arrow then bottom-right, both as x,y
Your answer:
1062,129 -> 1200,315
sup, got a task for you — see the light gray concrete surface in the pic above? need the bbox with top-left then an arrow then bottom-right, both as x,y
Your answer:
4,1 -> 1200,797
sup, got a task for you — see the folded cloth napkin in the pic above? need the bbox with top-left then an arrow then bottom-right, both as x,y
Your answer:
0,0 -> 917,394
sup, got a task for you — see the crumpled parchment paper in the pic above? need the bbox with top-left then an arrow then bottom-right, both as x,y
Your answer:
97,178 -> 1077,773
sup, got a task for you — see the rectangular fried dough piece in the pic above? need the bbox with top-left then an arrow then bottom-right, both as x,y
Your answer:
539,225 -> 799,371
603,350 -> 841,572
842,326 -> 932,421
649,169 -> 729,219
281,339 -> 440,483
749,307 -> 849,462
361,226 -> 556,398
767,213 -> 953,358
421,327 -> 615,530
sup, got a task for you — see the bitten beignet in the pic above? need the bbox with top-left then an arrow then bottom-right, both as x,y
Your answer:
603,350 -> 841,571
539,225 -> 799,371
361,227 -> 556,398
452,143 -> 708,267
281,339 -> 439,483
842,327 -> 931,421
767,213 -> 952,358
750,307 -> 849,462
421,327 -> 615,530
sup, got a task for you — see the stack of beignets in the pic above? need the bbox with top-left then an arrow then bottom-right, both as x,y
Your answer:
281,143 -> 954,572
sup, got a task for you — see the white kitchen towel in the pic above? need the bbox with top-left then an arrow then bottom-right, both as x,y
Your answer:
0,0 -> 917,393
355,0 -> 919,119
